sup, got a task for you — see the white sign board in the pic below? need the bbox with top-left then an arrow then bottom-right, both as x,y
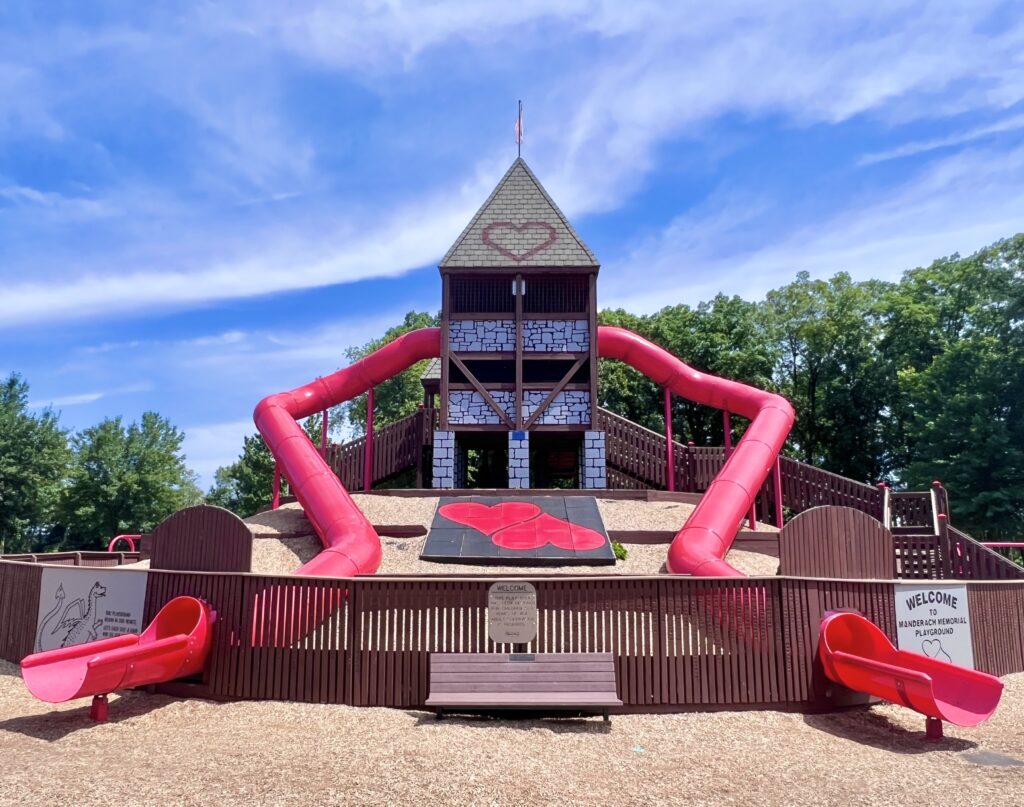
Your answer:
488,581 -> 537,644
35,567 -> 148,653
894,583 -> 973,669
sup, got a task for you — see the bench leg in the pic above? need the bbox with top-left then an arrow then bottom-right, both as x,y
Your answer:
436,708 -> 444,721
603,709 -> 609,723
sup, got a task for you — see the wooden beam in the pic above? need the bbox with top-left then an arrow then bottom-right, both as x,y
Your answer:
440,273 -> 450,431
515,272 -> 523,429
523,355 -> 588,430
588,272 -> 598,430
449,352 -> 516,429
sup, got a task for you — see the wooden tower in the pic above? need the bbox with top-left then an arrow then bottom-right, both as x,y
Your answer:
431,158 -> 605,489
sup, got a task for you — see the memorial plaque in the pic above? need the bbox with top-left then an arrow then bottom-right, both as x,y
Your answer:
488,581 -> 538,644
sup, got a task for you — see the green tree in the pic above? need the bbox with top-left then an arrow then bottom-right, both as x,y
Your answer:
598,296 -> 777,445
207,414 -> 323,517
762,272 -> 892,482
342,310 -> 439,433
0,374 -> 70,553
880,236 -> 1024,539
59,412 -> 202,549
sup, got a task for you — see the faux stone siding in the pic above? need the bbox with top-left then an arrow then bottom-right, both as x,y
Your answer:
522,390 -> 591,425
522,320 -> 590,352
448,390 -> 516,425
432,430 -> 456,488
508,432 -> 530,489
580,431 -> 606,489
448,320 -> 514,352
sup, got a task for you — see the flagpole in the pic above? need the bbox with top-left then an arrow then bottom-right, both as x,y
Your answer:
518,99 -> 522,158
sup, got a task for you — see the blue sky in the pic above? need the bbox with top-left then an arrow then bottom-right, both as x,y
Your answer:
2,2 -> 1023,487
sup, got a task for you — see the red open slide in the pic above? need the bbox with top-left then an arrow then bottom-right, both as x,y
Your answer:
253,325 -> 793,578
818,611 -> 1003,727
21,596 -> 214,704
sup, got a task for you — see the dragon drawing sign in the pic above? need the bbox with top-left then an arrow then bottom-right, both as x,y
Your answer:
34,567 -> 148,653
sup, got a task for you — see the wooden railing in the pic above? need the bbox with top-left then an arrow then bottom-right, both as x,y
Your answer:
326,408 -> 434,490
3,560 -> 1021,708
0,551 -> 141,566
597,407 -> 881,525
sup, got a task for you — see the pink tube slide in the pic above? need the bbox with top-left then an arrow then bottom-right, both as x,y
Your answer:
597,326 -> 795,576
253,327 -> 441,577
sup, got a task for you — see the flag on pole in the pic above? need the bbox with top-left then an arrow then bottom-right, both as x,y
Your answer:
514,100 -> 523,155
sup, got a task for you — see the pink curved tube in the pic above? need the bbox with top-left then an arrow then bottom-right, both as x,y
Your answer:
598,326 -> 795,576
106,534 -> 139,552
253,327 -> 441,577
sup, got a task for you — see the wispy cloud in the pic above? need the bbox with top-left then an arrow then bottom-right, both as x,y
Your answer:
859,113 -> 1024,165
29,381 -> 154,409
2,3 -> 1023,328
605,144 -> 1024,311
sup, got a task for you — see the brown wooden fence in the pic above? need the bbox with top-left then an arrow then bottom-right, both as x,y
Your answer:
597,407 -> 882,526
3,560 -> 1022,709
894,526 -> 1024,581
779,507 -> 894,580
0,561 -> 42,663
150,505 -> 253,573
326,409 -> 431,490
0,551 -> 141,567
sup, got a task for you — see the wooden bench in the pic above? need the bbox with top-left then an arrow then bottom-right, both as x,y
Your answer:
425,652 -> 622,721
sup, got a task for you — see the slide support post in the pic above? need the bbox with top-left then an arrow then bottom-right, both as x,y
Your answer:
773,456 -> 784,528
664,387 -> 675,492
363,387 -> 375,492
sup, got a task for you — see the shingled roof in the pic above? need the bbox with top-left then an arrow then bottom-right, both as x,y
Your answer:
440,158 -> 598,269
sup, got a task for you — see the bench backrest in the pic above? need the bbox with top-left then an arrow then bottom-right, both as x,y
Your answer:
429,653 -> 618,694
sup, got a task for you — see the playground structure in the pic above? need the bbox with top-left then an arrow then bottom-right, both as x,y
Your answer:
3,157 -> 1023,736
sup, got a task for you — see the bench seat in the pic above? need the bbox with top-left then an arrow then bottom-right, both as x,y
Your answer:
426,652 -> 622,721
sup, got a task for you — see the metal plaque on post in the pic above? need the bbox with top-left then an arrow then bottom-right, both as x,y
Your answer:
488,581 -> 537,644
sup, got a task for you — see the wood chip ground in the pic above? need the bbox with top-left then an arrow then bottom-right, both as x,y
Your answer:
1,658 -> 1020,806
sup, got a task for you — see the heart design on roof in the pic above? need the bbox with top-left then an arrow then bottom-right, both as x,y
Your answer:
481,221 -> 557,262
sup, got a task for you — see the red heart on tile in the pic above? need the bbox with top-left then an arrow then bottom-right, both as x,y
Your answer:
481,221 -> 557,262
438,501 -> 541,536
492,512 -> 606,551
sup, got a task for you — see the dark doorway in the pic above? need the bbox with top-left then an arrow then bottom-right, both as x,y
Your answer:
530,433 -> 582,489
458,432 -> 509,488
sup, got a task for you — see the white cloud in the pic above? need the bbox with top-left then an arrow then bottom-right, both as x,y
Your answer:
181,418 -> 257,488
2,2 -> 1024,328
859,113 -> 1024,165
605,144 -> 1024,311
28,381 -> 154,409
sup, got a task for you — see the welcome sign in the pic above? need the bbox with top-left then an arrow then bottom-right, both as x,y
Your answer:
34,566 -> 148,653
894,583 -> 974,668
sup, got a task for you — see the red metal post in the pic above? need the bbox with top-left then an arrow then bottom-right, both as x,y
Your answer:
773,456 -> 783,528
363,387 -> 375,492
320,408 -> 329,458
664,387 -> 675,492
272,461 -> 281,510
722,410 -> 733,455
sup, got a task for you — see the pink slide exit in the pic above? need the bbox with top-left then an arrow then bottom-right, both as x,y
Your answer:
818,611 -> 1003,727
21,596 -> 214,705
597,326 -> 795,576
253,325 -> 793,578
